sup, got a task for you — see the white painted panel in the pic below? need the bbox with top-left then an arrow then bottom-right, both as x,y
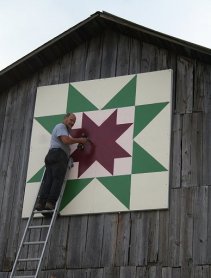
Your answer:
35,83 -> 69,117
136,69 -> 172,105
130,172 -> 169,210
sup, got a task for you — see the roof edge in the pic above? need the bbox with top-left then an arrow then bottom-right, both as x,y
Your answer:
0,11 -> 102,75
0,11 -> 211,93
100,11 -> 211,57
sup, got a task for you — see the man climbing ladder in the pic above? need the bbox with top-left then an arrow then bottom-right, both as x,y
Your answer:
35,112 -> 87,211
10,112 -> 88,278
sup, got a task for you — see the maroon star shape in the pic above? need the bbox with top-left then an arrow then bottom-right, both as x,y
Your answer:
71,110 -> 132,177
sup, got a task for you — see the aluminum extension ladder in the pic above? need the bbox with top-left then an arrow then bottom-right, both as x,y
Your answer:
10,160 -> 72,278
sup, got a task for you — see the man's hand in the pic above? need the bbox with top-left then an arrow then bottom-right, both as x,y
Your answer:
79,137 -> 88,144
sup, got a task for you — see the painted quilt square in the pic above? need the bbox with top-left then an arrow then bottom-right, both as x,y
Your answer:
22,69 -> 172,217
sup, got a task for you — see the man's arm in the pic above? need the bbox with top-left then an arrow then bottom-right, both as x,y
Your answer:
59,135 -> 87,145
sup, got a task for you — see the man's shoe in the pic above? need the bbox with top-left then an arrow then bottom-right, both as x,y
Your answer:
35,200 -> 46,211
45,201 -> 55,210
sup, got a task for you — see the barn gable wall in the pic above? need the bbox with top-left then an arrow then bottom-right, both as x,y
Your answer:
0,28 -> 211,277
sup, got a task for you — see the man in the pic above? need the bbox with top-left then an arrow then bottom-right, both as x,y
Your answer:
35,112 -> 87,211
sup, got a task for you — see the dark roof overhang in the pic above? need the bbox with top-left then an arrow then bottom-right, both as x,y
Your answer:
0,11 -> 211,93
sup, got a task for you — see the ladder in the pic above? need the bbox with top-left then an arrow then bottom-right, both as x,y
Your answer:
10,160 -> 72,278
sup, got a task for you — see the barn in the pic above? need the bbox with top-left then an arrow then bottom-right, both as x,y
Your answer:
0,11 -> 211,278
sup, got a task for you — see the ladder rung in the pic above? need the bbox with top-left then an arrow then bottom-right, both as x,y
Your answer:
23,241 -> 45,245
10,165 -> 71,278
28,225 -> 50,229
13,276 -> 35,278
33,209 -> 54,214
18,258 -> 40,262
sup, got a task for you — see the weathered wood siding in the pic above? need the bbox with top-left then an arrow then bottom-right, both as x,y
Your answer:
0,29 -> 211,278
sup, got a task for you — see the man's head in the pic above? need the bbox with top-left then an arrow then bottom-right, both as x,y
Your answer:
64,112 -> 76,129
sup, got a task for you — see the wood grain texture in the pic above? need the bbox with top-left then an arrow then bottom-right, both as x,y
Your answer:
193,265 -> 210,278
148,266 -> 161,278
103,267 -> 120,278
4,75 -> 39,272
193,62 -> 205,112
140,42 -> 158,73
82,214 -> 104,268
189,113 -> 203,187
181,266 -> 193,278
181,113 -> 203,187
100,214 -> 118,266
42,269 -> 67,278
135,267 -> 147,278
66,269 -> 86,278
204,110 -> 211,186
59,52 -> 72,83
171,114 -> 182,188
0,86 -> 18,215
162,267 -> 172,278
207,186 -> 211,263
179,188 -> 194,266
85,35 -> 102,80
129,38 -> 141,75
69,42 -> 88,83
193,186 -> 208,265
176,56 -> 194,114
114,213 -> 131,266
146,211 -> 159,263
101,30 -> 118,78
168,189 -> 181,267
86,268 -> 104,278
158,210 -> 169,265
129,212 -> 148,266
0,91 -> 8,144
66,215 -> 88,268
203,66 -> 211,186
172,268 -> 181,278
0,81 -> 34,270
116,33 -> 130,76
45,217 -> 69,269
0,86 -> 18,269
0,272 -> 9,277
119,266 -> 136,278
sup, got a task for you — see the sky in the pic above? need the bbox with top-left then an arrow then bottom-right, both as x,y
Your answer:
0,0 -> 211,71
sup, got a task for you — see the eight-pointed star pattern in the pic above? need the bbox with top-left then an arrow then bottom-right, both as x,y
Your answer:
71,110 -> 132,177
28,74 -> 169,210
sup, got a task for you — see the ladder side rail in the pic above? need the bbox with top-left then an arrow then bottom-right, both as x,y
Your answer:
9,213 -> 34,277
34,202 -> 59,277
10,169 -> 46,278
34,160 -> 72,278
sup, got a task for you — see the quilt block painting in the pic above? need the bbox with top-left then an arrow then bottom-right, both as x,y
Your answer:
22,69 -> 173,217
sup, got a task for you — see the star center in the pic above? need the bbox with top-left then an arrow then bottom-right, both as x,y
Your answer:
71,109 -> 132,177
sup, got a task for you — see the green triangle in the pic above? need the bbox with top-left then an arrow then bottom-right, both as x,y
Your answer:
35,114 -> 65,134
134,102 -> 169,137
98,175 -> 131,209
132,142 -> 167,174
67,84 -> 98,113
27,166 -> 45,183
59,178 -> 93,211
103,76 -> 137,109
